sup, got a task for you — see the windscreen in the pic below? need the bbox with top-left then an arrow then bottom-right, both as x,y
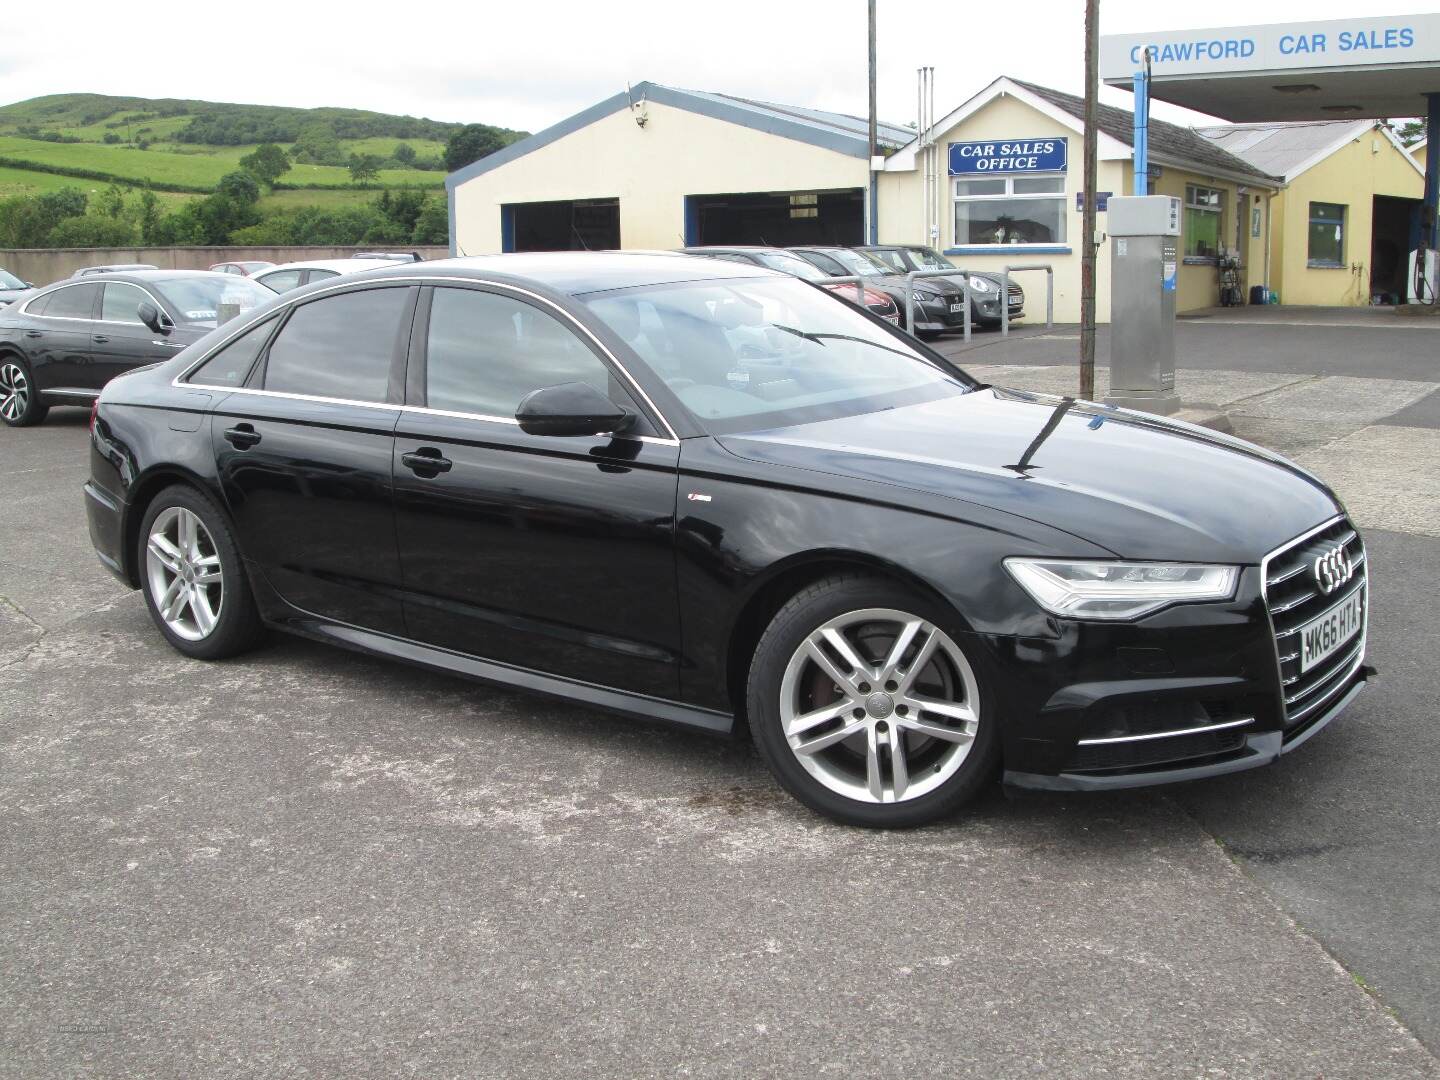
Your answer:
907,247 -> 956,271
0,270 -> 24,290
583,277 -> 973,434
821,249 -> 891,277
153,276 -> 274,327
751,252 -> 827,281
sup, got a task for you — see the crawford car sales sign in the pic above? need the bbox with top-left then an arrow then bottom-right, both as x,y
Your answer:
949,138 -> 1067,175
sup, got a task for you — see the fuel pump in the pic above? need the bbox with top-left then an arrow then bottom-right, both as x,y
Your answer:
1105,194 -> 1181,415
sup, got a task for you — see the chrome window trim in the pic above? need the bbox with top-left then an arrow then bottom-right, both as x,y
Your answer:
1076,716 -> 1254,746
22,280 -> 171,326
173,273 -> 681,442
1259,513 -> 1368,725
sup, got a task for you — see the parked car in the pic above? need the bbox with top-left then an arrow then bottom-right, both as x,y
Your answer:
860,244 -> 1024,327
789,246 -> 969,335
0,270 -> 272,426
84,252 -> 1369,827
680,246 -> 900,323
210,260 -> 275,276
71,263 -> 159,277
0,268 -> 35,308
252,259 -> 395,294
354,252 -> 423,263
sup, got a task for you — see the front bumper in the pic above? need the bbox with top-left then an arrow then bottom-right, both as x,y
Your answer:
980,563 -> 1370,793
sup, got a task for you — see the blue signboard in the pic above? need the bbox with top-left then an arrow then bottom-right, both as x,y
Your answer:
949,138 -> 1067,175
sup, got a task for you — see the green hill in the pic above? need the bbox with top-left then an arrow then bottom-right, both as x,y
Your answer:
0,93 -> 526,197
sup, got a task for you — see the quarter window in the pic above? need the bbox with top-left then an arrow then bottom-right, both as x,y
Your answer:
263,287 -> 410,403
1184,185 -> 1224,259
424,287 -> 623,419
257,270 -> 302,294
952,175 -> 1066,246
1307,202 -> 1346,268
186,316 -> 278,388
101,282 -> 149,324
44,283 -> 100,319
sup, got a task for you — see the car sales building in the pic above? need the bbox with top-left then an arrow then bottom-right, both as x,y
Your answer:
447,72 -> 1419,321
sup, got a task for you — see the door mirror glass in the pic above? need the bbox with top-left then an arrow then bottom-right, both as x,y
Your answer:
515,382 -> 631,438
136,301 -> 173,334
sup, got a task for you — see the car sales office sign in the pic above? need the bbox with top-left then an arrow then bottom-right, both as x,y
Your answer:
949,138 -> 1067,175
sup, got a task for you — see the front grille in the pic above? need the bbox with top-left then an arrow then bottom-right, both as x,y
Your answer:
1006,285 -> 1023,308
1262,517 -> 1367,728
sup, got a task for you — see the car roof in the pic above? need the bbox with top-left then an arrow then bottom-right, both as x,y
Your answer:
49,269 -> 238,287
256,259 -> 398,275
342,251 -> 780,295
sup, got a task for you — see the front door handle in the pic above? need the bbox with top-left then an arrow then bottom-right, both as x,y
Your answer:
92,335 -> 110,344
24,330 -> 41,338
224,424 -> 262,449
401,448 -> 452,474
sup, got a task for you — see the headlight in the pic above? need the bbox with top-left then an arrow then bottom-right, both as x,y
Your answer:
967,275 -> 996,294
913,285 -> 939,299
1003,559 -> 1239,620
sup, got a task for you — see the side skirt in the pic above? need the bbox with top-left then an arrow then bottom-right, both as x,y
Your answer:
276,615 -> 736,739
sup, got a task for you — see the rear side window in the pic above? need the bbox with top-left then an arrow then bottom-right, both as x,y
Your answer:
262,287 -> 409,403
186,317 -> 278,388
424,287 -> 622,418
257,270 -> 302,293
101,282 -> 149,324
25,292 -> 51,316
45,284 -> 100,319
307,269 -> 340,282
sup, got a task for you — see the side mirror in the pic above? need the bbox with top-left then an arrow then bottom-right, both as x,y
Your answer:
23,281 -> 34,288
516,382 -> 631,438
137,301 -> 173,335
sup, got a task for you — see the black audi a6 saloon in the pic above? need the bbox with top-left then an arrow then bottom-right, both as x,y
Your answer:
1,270 -> 272,426
84,253 -> 1371,827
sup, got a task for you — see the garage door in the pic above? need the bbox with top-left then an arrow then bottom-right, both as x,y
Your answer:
686,189 -> 863,248
503,198 -> 620,252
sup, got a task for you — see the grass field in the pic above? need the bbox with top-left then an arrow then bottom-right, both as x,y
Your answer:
0,165 -> 196,205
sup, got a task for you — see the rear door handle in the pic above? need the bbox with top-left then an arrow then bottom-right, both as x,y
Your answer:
401,448 -> 452,474
224,424 -> 262,449
24,330 -> 41,338
92,335 -> 110,344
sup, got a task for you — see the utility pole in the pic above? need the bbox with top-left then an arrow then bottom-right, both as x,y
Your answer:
867,0 -> 878,244
1079,0 -> 1099,400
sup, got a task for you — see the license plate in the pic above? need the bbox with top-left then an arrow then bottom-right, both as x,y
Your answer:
948,302 -> 965,313
1298,587 -> 1364,672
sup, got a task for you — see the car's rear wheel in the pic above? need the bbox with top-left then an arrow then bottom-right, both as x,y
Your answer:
139,485 -> 263,660
747,575 -> 997,827
0,357 -> 47,427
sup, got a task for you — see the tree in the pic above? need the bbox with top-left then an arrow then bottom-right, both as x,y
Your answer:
238,142 -> 291,185
290,123 -> 344,166
47,215 -> 138,247
348,154 -> 384,186
444,124 -> 507,172
1391,119 -> 1426,146
412,198 -> 449,245
216,170 -> 261,206
392,142 -> 416,165
95,184 -> 128,220
136,189 -> 162,245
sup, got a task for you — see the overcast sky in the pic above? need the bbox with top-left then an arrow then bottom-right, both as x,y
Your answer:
0,2 -> 1432,133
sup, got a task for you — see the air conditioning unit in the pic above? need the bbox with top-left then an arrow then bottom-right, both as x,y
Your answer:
1408,248 -> 1438,304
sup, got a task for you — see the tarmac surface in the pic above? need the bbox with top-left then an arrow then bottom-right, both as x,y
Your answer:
3,308 -> 1439,1076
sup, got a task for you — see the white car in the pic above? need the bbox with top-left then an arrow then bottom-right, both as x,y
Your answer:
249,259 -> 394,294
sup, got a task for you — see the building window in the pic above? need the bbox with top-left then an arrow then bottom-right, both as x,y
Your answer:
952,175 -> 1066,246
1308,202 -> 1346,268
1184,185 -> 1224,259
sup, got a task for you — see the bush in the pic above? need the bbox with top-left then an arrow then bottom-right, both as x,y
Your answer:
47,215 -> 138,247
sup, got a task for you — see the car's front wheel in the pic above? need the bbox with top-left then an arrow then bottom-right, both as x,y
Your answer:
0,356 -> 48,427
139,485 -> 263,660
747,575 -> 997,827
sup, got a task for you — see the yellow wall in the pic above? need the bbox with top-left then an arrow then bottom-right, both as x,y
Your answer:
1269,130 -> 1424,306
875,91 -> 1276,321
451,100 -> 868,255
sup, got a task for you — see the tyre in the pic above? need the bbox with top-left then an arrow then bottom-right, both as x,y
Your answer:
0,356 -> 48,427
138,484 -> 264,660
747,575 -> 998,828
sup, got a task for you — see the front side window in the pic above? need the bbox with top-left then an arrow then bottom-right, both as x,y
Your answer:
583,276 -> 972,434
186,316 -> 279,388
953,175 -> 1066,246
45,283 -> 100,320
263,287 -> 410,403
1308,202 -> 1346,268
424,287 -> 622,419
1184,185 -> 1224,259
101,283 -> 149,325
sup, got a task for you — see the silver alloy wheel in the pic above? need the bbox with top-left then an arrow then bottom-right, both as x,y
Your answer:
0,362 -> 28,421
779,607 -> 980,805
145,507 -> 224,642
